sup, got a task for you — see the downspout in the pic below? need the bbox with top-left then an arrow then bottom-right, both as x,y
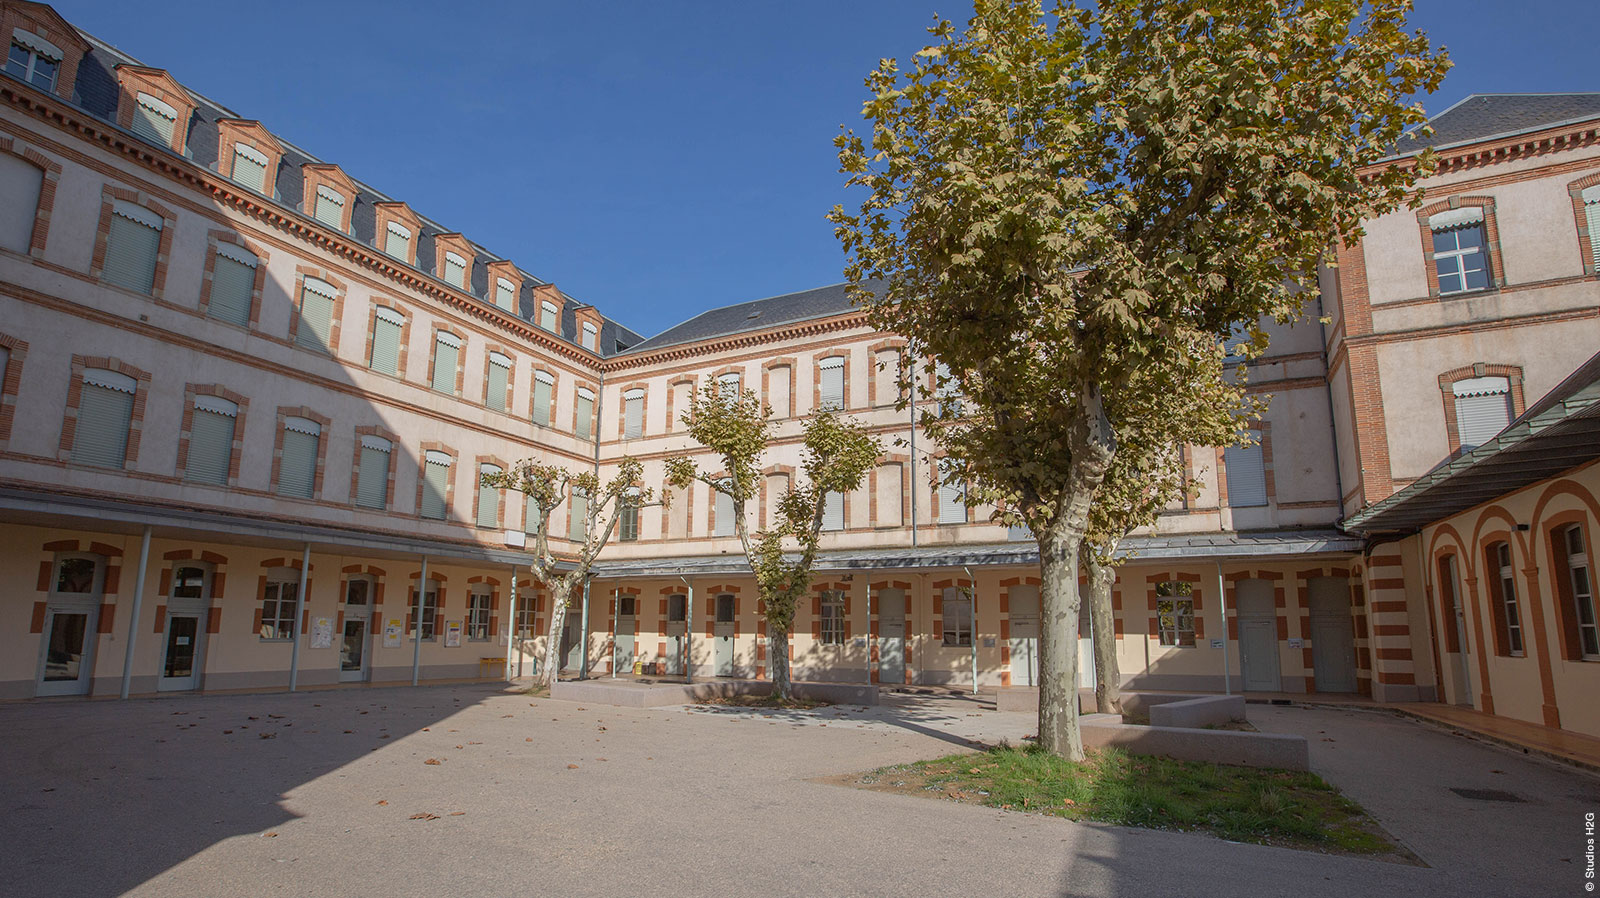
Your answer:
289,542 -> 311,692
963,565 -> 978,696
865,576 -> 874,685
580,365 -> 604,681
610,585 -> 618,678
118,525 -> 153,699
1316,291 -> 1347,517
412,555 -> 428,686
909,360 -> 919,548
579,576 -> 592,680
1215,561 -> 1230,696
680,575 -> 694,684
505,564 -> 518,682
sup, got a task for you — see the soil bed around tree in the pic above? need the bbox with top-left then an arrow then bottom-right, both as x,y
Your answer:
697,694 -> 833,710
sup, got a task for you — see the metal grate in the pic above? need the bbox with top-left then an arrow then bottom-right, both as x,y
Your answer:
1450,788 -> 1525,803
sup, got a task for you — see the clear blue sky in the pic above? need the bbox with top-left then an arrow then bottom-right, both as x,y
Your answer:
53,1 -> 1595,339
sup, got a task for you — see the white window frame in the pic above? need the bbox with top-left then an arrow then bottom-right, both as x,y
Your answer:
619,487 -> 640,542
623,389 -> 645,439
820,590 -> 845,646
467,587 -> 492,641
410,580 -> 440,641
1156,581 -> 1196,648
1452,377 -> 1512,452
941,586 -> 972,647
1564,524 -> 1598,660
7,31 -> 61,91
1429,209 -> 1491,295
259,571 -> 299,641
1496,542 -> 1523,656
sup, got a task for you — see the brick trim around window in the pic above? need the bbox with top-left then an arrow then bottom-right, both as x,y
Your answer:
113,65 -> 195,155
363,299 -> 413,378
761,358 -> 796,419
214,119 -> 284,197
299,163 -> 358,233
812,351 -> 850,413
474,454 -> 510,530
429,326 -> 467,396
269,405 -> 331,500
1437,363 -> 1526,457
0,331 -> 28,450
198,229 -> 269,329
349,424 -> 401,510
90,186 -> 176,299
1,4 -> 91,102
867,339 -> 907,408
1416,196 -> 1504,298
0,136 -> 62,259
373,202 -> 422,266
1567,171 -> 1600,278
176,383 -> 248,485
433,232 -> 476,293
290,265 -> 347,355
416,441 -> 460,523
57,355 -> 152,466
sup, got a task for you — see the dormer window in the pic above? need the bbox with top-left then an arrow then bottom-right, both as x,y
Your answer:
443,252 -> 468,290
230,142 -> 269,193
540,301 -> 558,331
313,184 -> 345,229
7,30 -> 60,91
384,221 -> 411,259
581,321 -> 597,351
131,91 -> 178,147
494,277 -> 516,311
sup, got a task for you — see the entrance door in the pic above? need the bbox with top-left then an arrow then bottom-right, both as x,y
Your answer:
1308,576 -> 1357,693
159,564 -> 212,692
665,594 -> 686,676
877,588 -> 906,684
1235,579 -> 1282,692
1439,556 -> 1473,706
341,577 -> 372,683
1008,585 -> 1040,688
614,595 -> 636,673
713,593 -> 735,677
36,555 -> 104,697
561,619 -> 583,671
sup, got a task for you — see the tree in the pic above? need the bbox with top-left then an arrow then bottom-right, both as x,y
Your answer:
665,384 -> 881,701
831,0 -> 1446,758
481,457 -> 661,688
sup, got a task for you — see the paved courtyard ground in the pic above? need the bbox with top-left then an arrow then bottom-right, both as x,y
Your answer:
1,685 -> 1593,897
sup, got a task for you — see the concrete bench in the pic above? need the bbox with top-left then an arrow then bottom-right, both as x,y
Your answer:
1148,694 -> 1247,729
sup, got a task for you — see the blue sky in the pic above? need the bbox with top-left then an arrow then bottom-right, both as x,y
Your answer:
53,1 -> 1595,339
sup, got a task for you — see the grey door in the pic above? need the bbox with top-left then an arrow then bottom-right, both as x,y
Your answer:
877,588 -> 906,684
1077,598 -> 1095,690
1235,579 -> 1282,692
665,594 -> 686,676
158,614 -> 203,692
1440,556 -> 1473,706
615,595 -> 636,673
713,594 -> 735,677
1008,585 -> 1040,688
562,619 -> 583,671
1308,576 -> 1357,693
36,555 -> 104,697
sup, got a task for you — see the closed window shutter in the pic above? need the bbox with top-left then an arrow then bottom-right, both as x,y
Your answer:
0,152 -> 43,253
524,493 -> 541,535
431,332 -> 460,393
232,144 -> 268,193
313,185 -> 344,229
278,418 -> 320,499
495,278 -> 515,310
296,279 -> 337,352
355,436 -> 391,509
822,490 -> 845,531
476,465 -> 501,528
623,392 -> 643,438
532,372 -> 553,425
131,92 -> 177,146
370,307 -> 404,375
72,370 -> 136,468
937,461 -> 965,524
541,302 -> 558,331
185,397 -> 237,485
384,222 -> 410,259
568,490 -> 588,541
575,391 -> 594,439
1455,388 -> 1512,450
818,358 -> 845,410
582,322 -> 597,350
1585,191 -> 1600,272
421,451 -> 451,519
207,243 -> 256,327
714,487 -> 734,536
444,252 -> 467,289
1224,434 -> 1268,507
103,202 -> 162,294
486,353 -> 511,412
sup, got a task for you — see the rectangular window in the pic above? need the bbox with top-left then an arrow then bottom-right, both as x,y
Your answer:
296,278 -> 337,353
575,388 -> 595,440
231,143 -> 268,193
421,450 -> 452,520
312,184 -> 345,229
130,92 -> 178,147
620,490 -> 639,542
516,602 -> 536,638
476,463 -> 502,529
208,243 -> 257,327
1430,211 -> 1490,294
818,356 -> 845,411
716,594 -> 735,623
277,416 -> 320,499
443,252 -> 468,289
431,331 -> 460,394
7,37 -> 60,91
259,577 -> 298,639
523,493 -> 541,536
822,490 -> 844,532
409,582 -> 439,640
942,587 -> 972,647
369,306 -> 404,376
1584,186 -> 1600,273
714,485 -> 735,537
354,435 -> 391,509
717,372 -> 741,402
1156,581 -> 1196,647
486,352 -> 511,412
1565,525 -> 1599,659
1453,377 -> 1512,452
540,301 -> 559,332
581,321 -> 598,351
384,221 -> 411,259
495,277 -> 516,311
1495,542 -> 1523,655
73,368 -> 137,469
532,371 -> 554,425
938,461 -> 966,524
467,588 -> 492,640
623,389 -> 644,439
185,395 -> 238,485
0,151 -> 42,254
568,488 -> 589,542
820,590 -> 845,646
103,201 -> 162,294
1224,431 -> 1268,507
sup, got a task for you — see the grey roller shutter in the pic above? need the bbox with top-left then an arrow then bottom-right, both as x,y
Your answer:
0,152 -> 42,253
540,302 -> 558,331
296,279 -> 337,352
355,435 -> 391,509
822,490 -> 845,531
370,306 -> 404,375
714,486 -> 734,537
443,252 -> 467,289
1584,186 -> 1600,272
1454,378 -> 1512,450
384,222 -> 410,259
495,278 -> 515,310
532,371 -> 553,425
582,322 -> 597,351
185,396 -> 237,485
818,357 -> 845,411
623,390 -> 643,438
431,332 -> 460,393
72,369 -> 136,469
568,489 -> 588,542
486,353 -> 511,412
103,202 -> 161,294
231,143 -> 268,193
207,243 -> 256,327
574,389 -> 594,440
313,185 -> 344,229
421,450 -> 451,520
1224,432 -> 1268,507
524,493 -> 541,536
277,417 -> 320,499
476,464 -> 501,528
131,92 -> 177,146
938,462 -> 965,524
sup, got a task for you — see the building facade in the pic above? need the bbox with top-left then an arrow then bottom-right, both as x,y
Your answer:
2,4 -> 1596,734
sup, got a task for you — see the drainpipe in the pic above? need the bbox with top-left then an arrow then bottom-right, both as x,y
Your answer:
908,361 -> 918,548
118,525 -> 153,700
1215,561 -> 1231,696
680,575 -> 694,684
610,585 -> 618,678
1315,291 -> 1347,517
865,576 -> 874,685
963,565 -> 978,696
412,555 -> 428,686
288,542 -> 311,693
505,564 -> 518,682
578,576 -> 592,680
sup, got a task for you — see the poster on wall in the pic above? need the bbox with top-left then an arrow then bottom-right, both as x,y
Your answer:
310,617 -> 333,649
383,619 -> 403,648
444,621 -> 463,648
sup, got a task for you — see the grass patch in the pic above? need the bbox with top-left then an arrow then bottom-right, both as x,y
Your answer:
698,694 -> 832,710
853,745 -> 1402,858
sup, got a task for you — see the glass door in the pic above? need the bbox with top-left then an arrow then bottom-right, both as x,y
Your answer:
341,577 -> 372,682
158,615 -> 201,691
36,555 -> 103,697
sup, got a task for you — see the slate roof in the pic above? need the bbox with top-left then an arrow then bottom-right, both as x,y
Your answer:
1389,92 -> 1600,157
36,31 -> 640,356
623,281 -> 879,354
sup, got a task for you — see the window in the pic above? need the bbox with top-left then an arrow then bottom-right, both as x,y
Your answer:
312,184 -> 345,230
6,34 -> 60,91
716,594 -> 735,623
1453,377 -> 1512,452
295,278 -> 337,352
619,488 -> 640,542
103,201 -> 162,294
820,590 -> 845,646
409,580 -> 440,640
581,321 -> 598,351
516,601 -> 536,638
420,450 -> 452,520
575,388 -> 595,440
618,595 -> 637,617
1156,581 -> 1196,647
185,395 -> 237,485
1008,522 -> 1034,542
1490,542 -> 1523,655
540,301 -> 559,331
207,243 -> 257,327
369,306 -> 404,376
1222,321 -> 1254,367
476,463 -> 502,529
73,368 -> 137,468
0,152 -> 43,254
568,488 -> 589,542
669,594 -> 687,623
818,356 -> 845,411
1224,430 -> 1268,507
717,371 -> 741,402
354,434 -> 391,509
524,493 -> 542,536
494,277 -> 516,311
1562,525 -> 1598,659
431,331 -> 460,394
384,221 -> 411,259
443,251 -> 468,290
130,92 -> 178,147
231,143 -> 268,193
934,360 -> 961,418
821,490 -> 844,532
467,586 -> 492,641
277,416 -> 320,499
485,352 -> 512,412
937,460 -> 966,524
532,370 -> 554,426
714,482 -> 735,537
260,571 -> 299,640
1583,186 -> 1600,274
942,586 -> 972,647
623,389 -> 644,439
1429,209 -> 1491,295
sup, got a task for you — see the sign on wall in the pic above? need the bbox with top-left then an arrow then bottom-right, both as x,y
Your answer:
310,617 -> 333,649
383,619 -> 403,648
444,621 -> 463,648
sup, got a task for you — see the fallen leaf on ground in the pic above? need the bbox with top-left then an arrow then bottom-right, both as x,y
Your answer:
424,759 -> 441,766
567,764 -> 579,769
525,738 -> 533,742
261,832 -> 278,838
377,800 -> 388,806
448,811 -> 465,816
409,813 -> 439,821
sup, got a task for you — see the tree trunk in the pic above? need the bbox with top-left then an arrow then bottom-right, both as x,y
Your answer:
539,581 -> 574,689
769,626 -> 792,701
1082,543 -> 1121,715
